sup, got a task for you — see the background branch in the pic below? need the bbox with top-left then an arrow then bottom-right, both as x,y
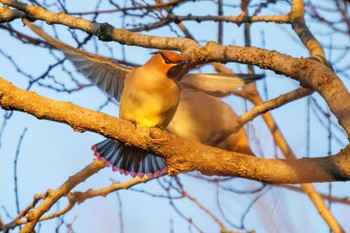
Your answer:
20,159 -> 104,233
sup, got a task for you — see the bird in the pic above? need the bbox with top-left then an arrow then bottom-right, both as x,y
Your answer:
24,19 -> 261,178
92,50 -> 183,178
167,87 -> 255,156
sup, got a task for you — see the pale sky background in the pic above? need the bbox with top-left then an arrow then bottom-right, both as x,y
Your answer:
0,1 -> 350,232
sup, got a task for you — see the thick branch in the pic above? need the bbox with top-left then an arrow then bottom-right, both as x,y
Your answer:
0,6 -> 24,22
0,0 -> 196,50
289,0 -> 327,59
193,45 -> 350,136
2,1 -> 350,135
1,77 -> 350,183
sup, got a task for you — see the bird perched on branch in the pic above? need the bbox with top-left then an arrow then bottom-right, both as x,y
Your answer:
24,19 -> 261,178
167,87 -> 255,155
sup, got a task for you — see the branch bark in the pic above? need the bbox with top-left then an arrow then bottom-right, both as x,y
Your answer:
0,6 -> 24,22
0,0 -> 350,137
1,0 -> 350,135
235,87 -> 313,131
1,77 -> 350,183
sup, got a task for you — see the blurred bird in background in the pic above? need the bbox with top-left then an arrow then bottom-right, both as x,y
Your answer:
24,19 -> 261,178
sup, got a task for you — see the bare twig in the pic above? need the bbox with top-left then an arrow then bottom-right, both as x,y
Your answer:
19,159 -> 104,233
14,128 -> 28,217
73,176 -> 151,203
236,87 -> 313,130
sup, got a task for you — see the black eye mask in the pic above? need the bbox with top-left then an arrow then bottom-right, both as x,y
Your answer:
167,62 -> 185,79
160,53 -> 174,64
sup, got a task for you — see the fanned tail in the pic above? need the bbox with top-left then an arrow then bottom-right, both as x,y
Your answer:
92,139 -> 167,178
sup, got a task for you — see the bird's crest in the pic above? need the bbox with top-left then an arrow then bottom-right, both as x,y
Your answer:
154,51 -> 182,64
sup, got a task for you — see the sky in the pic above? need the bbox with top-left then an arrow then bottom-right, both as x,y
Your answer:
0,1 -> 350,233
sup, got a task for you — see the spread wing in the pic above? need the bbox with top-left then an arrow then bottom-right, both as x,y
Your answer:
24,19 -> 264,99
180,73 -> 264,96
24,19 -> 132,101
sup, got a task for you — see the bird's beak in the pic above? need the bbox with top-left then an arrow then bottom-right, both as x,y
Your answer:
167,61 -> 187,81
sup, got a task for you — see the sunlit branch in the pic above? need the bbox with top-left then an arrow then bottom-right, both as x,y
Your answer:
236,87 -> 313,130
73,176 -> 151,203
0,6 -> 24,22
1,77 -> 350,184
2,0 -> 350,136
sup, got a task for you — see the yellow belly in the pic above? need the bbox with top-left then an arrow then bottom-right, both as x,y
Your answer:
119,68 -> 180,128
120,96 -> 177,127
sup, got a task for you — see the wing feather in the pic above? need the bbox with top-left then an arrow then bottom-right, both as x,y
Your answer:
180,73 -> 264,95
24,19 -> 264,100
24,19 -> 132,101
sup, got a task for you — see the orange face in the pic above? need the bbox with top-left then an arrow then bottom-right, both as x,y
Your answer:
145,51 -> 185,80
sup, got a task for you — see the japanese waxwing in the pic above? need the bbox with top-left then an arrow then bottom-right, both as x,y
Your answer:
25,20 -> 261,177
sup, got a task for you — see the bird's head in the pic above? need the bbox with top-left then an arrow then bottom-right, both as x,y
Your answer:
147,51 -> 186,81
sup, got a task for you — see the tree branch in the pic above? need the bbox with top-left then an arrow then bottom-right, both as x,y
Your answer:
167,13 -> 290,25
1,77 -> 350,183
236,87 -> 313,131
0,6 -> 24,22
19,159 -> 104,233
2,0 -> 350,135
